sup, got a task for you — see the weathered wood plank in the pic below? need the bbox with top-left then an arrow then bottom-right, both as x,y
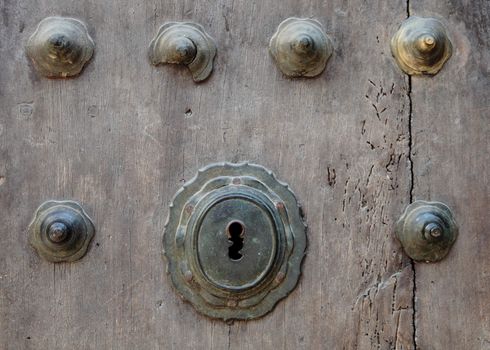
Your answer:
409,1 -> 490,349
0,0 -> 414,349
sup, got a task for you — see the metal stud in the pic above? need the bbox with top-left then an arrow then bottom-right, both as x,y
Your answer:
149,22 -> 217,82
269,17 -> 333,78
396,201 -> 458,262
391,16 -> 452,75
26,17 -> 94,78
28,200 -> 95,262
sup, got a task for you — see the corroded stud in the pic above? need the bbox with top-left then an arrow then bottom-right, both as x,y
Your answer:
269,18 -> 333,78
396,201 -> 458,262
28,200 -> 95,262
149,22 -> 217,82
391,16 -> 452,75
26,17 -> 94,78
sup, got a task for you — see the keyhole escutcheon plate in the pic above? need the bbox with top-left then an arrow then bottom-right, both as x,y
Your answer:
163,163 -> 307,321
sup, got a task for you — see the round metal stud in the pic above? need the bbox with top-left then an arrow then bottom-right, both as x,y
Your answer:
163,163 -> 307,321
149,22 -> 217,82
391,16 -> 452,75
28,200 -> 95,262
396,200 -> 458,262
269,17 -> 333,77
26,17 -> 94,78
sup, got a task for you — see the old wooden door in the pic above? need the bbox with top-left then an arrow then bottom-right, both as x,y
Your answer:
1,0 -> 488,349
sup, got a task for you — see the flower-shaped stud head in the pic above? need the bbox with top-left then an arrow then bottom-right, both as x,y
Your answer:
396,201 -> 458,262
28,200 -> 95,263
391,16 -> 452,75
26,17 -> 94,78
269,18 -> 333,78
149,22 -> 217,82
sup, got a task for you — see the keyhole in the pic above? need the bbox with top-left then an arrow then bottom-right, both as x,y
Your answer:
227,221 -> 244,261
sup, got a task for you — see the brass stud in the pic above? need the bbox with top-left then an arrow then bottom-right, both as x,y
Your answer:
269,18 -> 333,78
396,201 -> 458,262
149,22 -> 217,82
391,16 -> 452,76
26,17 -> 94,78
28,200 -> 95,262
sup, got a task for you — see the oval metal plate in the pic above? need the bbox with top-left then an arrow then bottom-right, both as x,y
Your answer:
163,162 -> 307,321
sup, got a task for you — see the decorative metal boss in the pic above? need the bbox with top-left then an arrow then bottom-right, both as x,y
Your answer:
28,200 -> 95,262
26,17 -> 94,78
149,22 -> 217,82
391,16 -> 452,76
163,163 -> 307,320
269,17 -> 333,77
396,201 -> 458,262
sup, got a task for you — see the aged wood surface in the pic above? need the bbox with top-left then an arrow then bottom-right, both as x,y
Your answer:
410,1 -> 490,349
11,0 -> 490,348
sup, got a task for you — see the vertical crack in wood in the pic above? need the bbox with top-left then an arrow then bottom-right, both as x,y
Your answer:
407,75 -> 418,350
407,75 -> 414,204
406,1 -> 418,349
410,258 -> 417,350
227,324 -> 231,350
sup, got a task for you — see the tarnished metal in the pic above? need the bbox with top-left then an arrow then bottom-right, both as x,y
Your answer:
149,22 -> 217,82
163,162 -> 307,321
28,200 -> 95,262
269,18 -> 333,78
396,201 -> 458,262
391,16 -> 452,75
26,17 -> 94,78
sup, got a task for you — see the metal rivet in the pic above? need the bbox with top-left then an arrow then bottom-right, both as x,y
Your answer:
149,22 -> 217,82
423,222 -> 443,239
28,200 -> 95,262
269,17 -> 333,78
183,270 -> 193,282
391,16 -> 452,75
227,300 -> 238,308
47,222 -> 69,243
275,271 -> 286,284
26,17 -> 94,78
396,200 -> 458,262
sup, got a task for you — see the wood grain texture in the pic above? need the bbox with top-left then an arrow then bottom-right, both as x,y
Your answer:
0,0 -> 416,349
409,1 -> 490,349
